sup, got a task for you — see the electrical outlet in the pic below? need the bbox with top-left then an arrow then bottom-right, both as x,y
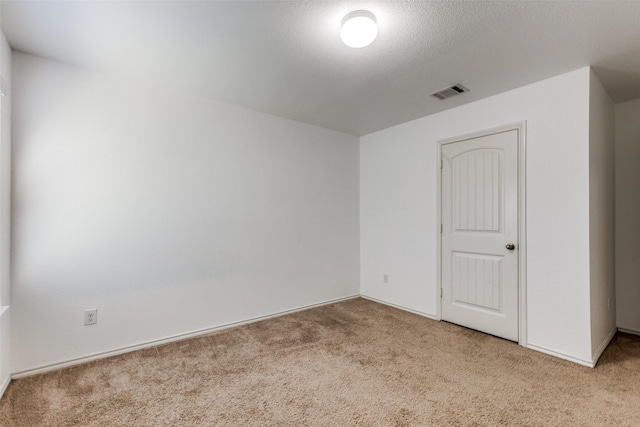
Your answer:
84,309 -> 97,326
383,274 -> 389,284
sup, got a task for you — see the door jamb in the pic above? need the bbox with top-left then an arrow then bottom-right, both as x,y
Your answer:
435,122 -> 527,346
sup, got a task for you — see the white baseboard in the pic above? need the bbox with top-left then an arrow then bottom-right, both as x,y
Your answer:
0,373 -> 10,399
526,343 -> 595,368
360,294 -> 439,321
617,327 -> 640,336
11,294 -> 360,379
12,294 -> 617,379
592,327 -> 617,366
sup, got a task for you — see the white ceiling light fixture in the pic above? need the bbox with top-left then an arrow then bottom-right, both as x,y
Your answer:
340,10 -> 378,48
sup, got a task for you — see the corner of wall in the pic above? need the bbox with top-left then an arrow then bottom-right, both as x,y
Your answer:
588,69 -> 616,360
0,22 -> 12,398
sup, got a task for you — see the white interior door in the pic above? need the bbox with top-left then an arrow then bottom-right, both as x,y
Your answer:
441,129 -> 519,341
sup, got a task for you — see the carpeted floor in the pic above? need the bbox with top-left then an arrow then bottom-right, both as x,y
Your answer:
1,298 -> 639,426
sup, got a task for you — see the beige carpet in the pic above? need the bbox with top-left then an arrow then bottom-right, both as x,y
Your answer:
1,298 -> 639,426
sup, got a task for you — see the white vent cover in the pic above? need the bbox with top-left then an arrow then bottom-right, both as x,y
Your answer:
430,84 -> 469,100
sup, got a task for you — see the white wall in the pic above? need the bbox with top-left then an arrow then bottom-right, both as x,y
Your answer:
588,70 -> 616,358
0,21 -> 12,395
615,98 -> 640,334
361,68 -> 596,364
11,52 -> 360,374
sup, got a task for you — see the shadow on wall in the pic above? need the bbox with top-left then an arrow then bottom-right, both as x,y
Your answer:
592,66 -> 640,104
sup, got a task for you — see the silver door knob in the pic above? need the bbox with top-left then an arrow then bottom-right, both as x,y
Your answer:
506,243 -> 516,250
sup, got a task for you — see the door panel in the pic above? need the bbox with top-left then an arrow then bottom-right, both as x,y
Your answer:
441,130 -> 518,341
452,252 -> 502,311
453,151 -> 501,232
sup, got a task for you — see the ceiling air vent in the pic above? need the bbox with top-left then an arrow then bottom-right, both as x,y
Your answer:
429,84 -> 469,100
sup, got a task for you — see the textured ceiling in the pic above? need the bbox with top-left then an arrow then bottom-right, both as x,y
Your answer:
3,1 -> 640,136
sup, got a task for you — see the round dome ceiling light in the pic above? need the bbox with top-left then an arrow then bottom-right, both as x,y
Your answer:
340,10 -> 377,48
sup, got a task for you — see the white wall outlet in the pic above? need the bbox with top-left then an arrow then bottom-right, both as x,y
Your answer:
84,309 -> 97,326
383,274 -> 389,284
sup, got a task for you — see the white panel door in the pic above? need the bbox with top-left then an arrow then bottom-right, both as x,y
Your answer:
441,129 -> 519,341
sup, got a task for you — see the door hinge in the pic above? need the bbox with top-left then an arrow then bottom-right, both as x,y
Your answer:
440,224 -> 443,233
441,159 -> 443,169
440,288 -> 443,298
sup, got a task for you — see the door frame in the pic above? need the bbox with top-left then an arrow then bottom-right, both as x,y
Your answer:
436,122 -> 527,346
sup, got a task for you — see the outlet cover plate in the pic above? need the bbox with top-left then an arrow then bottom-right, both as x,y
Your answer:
84,309 -> 97,326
